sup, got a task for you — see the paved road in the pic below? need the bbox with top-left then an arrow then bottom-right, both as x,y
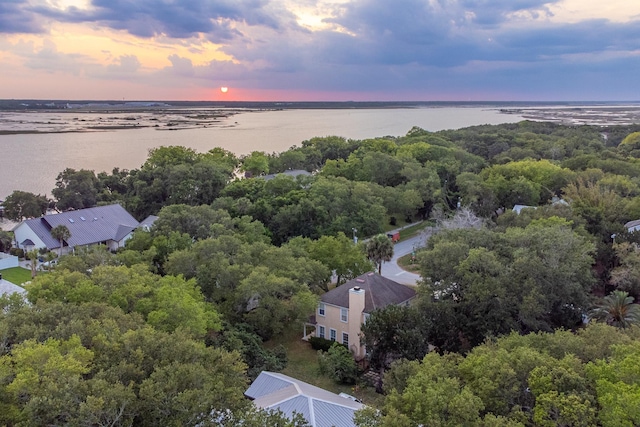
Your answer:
380,233 -> 426,286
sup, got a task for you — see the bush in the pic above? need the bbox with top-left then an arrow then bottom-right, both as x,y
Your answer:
389,216 -> 397,226
318,343 -> 358,384
9,248 -> 24,259
309,336 -> 338,352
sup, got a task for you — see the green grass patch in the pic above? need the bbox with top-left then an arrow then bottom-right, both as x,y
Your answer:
398,221 -> 431,241
0,267 -> 33,285
265,327 -> 384,407
397,253 -> 421,273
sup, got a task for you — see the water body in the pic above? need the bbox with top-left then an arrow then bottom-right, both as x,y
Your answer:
1,107 -> 524,199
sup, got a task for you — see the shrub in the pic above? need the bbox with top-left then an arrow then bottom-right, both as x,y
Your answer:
318,343 -> 358,384
9,248 -> 24,259
389,216 -> 397,226
309,336 -> 338,352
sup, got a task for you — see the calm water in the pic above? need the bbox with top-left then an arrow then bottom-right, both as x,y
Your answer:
0,107 -> 523,199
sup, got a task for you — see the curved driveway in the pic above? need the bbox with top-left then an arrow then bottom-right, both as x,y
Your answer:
380,233 -> 425,286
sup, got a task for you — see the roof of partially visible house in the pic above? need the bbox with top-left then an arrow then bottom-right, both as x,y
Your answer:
0,279 -> 26,296
321,272 -> 416,313
139,215 -> 159,231
625,219 -> 640,230
512,204 -> 536,214
246,371 -> 363,427
16,204 -> 139,249
261,169 -> 311,181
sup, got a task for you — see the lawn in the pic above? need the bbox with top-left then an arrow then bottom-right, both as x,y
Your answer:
0,267 -> 33,285
397,253 -> 421,273
398,221 -> 432,241
265,327 -> 384,407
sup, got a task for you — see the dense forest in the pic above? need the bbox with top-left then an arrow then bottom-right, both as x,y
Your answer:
2,120 -> 640,426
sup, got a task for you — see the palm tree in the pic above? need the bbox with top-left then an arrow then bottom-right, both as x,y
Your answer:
589,290 -> 640,329
27,249 -> 39,279
365,234 -> 394,274
50,225 -> 71,257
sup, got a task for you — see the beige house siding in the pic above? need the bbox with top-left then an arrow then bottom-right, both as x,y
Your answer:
311,273 -> 417,361
315,290 -> 368,359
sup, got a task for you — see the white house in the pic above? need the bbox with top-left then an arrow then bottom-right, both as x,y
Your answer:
13,204 -> 140,254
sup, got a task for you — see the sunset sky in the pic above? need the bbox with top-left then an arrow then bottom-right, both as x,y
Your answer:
1,0 -> 639,101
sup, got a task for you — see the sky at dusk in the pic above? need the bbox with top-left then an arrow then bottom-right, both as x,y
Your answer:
1,0 -> 639,101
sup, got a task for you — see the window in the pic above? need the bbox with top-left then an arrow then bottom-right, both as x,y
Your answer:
318,325 -> 325,339
318,303 -> 325,317
330,329 -> 336,341
342,332 -> 349,346
340,308 -> 348,322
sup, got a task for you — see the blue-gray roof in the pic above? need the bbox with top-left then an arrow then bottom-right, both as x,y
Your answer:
139,215 -> 159,230
21,204 -> 139,249
246,372 -> 363,427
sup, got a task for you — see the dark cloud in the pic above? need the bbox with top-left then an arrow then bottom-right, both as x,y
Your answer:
27,0 -> 288,41
0,0 -> 44,34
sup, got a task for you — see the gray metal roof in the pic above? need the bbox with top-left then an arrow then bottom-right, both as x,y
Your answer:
21,204 -> 139,249
0,279 -> 26,296
246,372 -> 363,427
321,272 -> 416,313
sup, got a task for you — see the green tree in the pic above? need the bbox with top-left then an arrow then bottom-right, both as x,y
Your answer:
589,291 -> 640,329
238,267 -> 318,340
242,151 -> 270,177
301,233 -> 372,285
585,342 -> 640,427
381,352 -> 484,427
52,168 -> 100,210
0,335 -> 94,425
216,325 -> 287,380
365,234 -> 394,274
360,305 -> 429,392
618,131 -> 640,156
50,224 -> 71,256
0,231 -> 12,253
2,190 -> 48,221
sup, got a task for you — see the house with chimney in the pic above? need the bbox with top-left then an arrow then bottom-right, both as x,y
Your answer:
305,272 -> 416,360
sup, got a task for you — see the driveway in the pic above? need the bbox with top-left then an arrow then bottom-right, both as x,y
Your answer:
380,233 -> 426,286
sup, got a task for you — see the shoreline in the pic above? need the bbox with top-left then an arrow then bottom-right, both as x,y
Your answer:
3,104 -> 640,135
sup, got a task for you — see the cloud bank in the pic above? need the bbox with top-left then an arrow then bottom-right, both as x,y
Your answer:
1,0 -> 639,100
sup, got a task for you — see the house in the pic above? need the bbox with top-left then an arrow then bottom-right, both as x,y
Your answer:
138,215 -> 159,232
306,272 -> 417,360
245,371 -> 363,427
261,169 -> 312,181
512,204 -> 536,214
625,219 -> 640,234
12,204 -> 139,254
